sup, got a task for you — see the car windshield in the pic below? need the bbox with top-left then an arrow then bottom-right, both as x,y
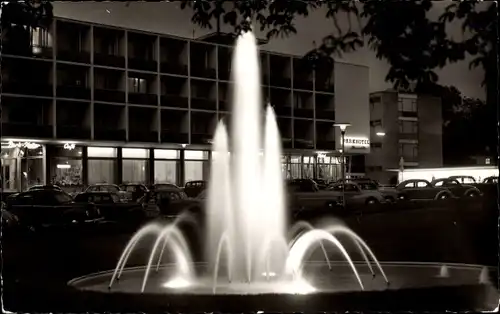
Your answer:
111,194 -> 120,202
53,191 -> 73,204
357,183 -> 378,190
451,177 -> 476,184
196,190 -> 207,199
156,184 -> 177,189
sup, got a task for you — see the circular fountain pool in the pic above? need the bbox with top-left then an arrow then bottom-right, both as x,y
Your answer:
68,261 -> 498,311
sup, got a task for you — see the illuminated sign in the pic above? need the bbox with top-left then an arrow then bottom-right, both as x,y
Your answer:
64,143 -> 76,150
7,141 -> 41,150
343,137 -> 370,148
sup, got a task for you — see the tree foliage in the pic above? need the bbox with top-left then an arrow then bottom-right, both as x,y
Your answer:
180,0 -> 322,38
180,0 -> 497,162
1,0 -> 53,55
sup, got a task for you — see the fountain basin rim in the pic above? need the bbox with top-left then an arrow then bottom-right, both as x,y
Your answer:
67,261 -> 494,287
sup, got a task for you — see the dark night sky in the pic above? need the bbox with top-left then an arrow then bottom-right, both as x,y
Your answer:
53,1 -> 486,100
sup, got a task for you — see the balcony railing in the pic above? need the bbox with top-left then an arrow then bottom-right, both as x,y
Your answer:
160,131 -> 188,144
56,125 -> 91,139
94,89 -> 126,103
129,130 -> 158,142
294,108 -> 314,119
94,128 -> 126,141
399,133 -> 418,140
191,133 -> 212,144
128,92 -> 158,105
273,106 -> 292,117
399,111 -> 418,118
270,76 -> 291,88
2,82 -> 52,97
294,138 -> 314,149
128,58 -> 157,72
160,62 -> 188,76
94,53 -> 125,68
190,67 -> 216,79
282,138 -> 293,149
315,110 -> 335,120
316,140 -> 335,150
160,95 -> 188,108
2,123 -> 53,138
293,79 -> 313,90
57,85 -> 91,99
57,50 -> 91,63
191,98 -> 216,110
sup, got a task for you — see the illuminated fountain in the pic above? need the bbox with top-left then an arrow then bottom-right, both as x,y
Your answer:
102,30 -> 388,294
68,29 -> 498,312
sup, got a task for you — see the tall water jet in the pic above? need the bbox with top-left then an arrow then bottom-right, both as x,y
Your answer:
206,122 -> 233,271
230,30 -> 264,282
258,106 -> 287,277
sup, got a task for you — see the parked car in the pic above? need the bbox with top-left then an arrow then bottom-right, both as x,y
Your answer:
287,180 -> 342,211
482,176 -> 498,184
313,179 -> 329,190
150,183 -> 182,192
85,183 -> 122,193
28,184 -> 63,192
4,189 -> 102,230
120,183 -> 150,202
84,183 -> 128,200
1,201 -> 19,227
74,191 -> 153,221
448,175 -> 477,184
396,179 -> 454,201
184,180 -> 207,198
327,182 -> 386,206
152,188 -> 199,217
337,178 -> 399,203
431,178 -> 482,198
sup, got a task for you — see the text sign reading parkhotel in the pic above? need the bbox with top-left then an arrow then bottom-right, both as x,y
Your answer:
344,137 -> 370,148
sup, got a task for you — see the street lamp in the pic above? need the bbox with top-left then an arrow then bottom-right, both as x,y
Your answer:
376,131 -> 386,137
334,122 -> 351,207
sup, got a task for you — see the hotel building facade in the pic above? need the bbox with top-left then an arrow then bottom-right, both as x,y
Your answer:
365,91 -> 444,183
1,17 -> 371,193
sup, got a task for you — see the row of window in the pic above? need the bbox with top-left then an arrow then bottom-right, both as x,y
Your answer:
1,142 -> 351,192
398,97 -> 417,112
399,120 -> 418,134
399,143 -> 419,161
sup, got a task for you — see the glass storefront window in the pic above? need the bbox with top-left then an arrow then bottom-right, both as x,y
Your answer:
185,160 -> 209,183
289,155 -> 302,179
87,146 -> 118,185
122,148 -> 149,184
88,159 -> 116,184
185,150 -> 209,160
302,156 -> 315,179
155,149 -> 180,159
123,148 -> 149,159
88,147 -> 117,158
184,150 -> 210,184
21,158 -> 44,190
154,149 -> 180,185
154,160 -> 178,184
49,145 -> 83,193
123,159 -> 148,184
1,142 -> 46,191
1,145 -> 19,191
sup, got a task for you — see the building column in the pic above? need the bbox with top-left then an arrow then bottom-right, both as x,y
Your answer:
149,148 -> 155,185
117,148 -> 123,184
179,149 -> 185,186
82,146 -> 88,187
44,144 -> 50,185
